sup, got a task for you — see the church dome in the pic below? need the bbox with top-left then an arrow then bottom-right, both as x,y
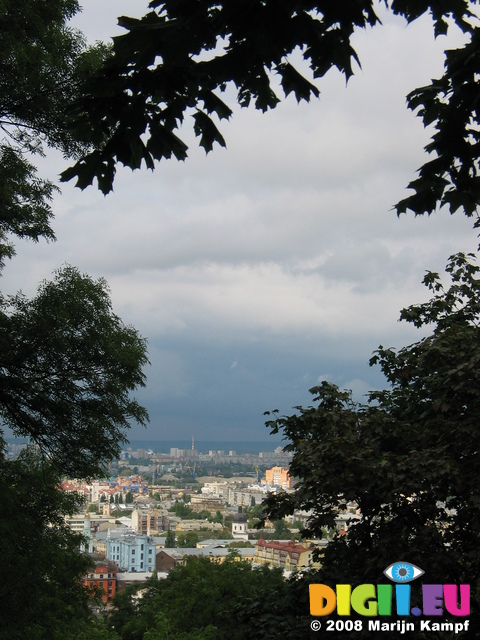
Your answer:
232,506 -> 247,523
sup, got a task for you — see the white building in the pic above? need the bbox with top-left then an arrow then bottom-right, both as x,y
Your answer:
231,507 -> 248,541
201,481 -> 229,500
227,487 -> 265,507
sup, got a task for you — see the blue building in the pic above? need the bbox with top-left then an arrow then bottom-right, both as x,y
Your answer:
106,528 -> 156,572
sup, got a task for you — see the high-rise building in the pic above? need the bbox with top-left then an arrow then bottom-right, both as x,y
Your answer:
265,466 -> 292,489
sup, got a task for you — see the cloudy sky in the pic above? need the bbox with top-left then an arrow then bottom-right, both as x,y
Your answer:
3,1 -> 478,444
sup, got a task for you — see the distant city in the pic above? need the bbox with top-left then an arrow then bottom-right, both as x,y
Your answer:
5,437 -> 288,459
125,439 -> 287,456
5,434 -> 358,606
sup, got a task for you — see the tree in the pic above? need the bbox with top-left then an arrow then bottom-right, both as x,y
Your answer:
264,252 -> 480,636
176,531 -> 200,548
273,517 -> 291,538
61,0 -> 480,223
165,529 -> 176,548
169,500 -> 194,518
0,0 -> 110,266
0,4 -> 147,482
0,265 -> 149,478
0,449 -> 93,640
109,556 -> 291,640
397,24 -> 480,219
0,5 -> 148,638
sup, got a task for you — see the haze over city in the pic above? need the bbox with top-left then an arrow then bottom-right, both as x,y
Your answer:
2,0 -> 477,442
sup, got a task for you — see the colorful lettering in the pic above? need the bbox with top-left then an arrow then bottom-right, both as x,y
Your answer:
309,582 -> 470,618
444,585 -> 470,617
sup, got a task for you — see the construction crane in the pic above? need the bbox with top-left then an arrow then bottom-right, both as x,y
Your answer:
252,464 -> 261,482
184,460 -> 196,480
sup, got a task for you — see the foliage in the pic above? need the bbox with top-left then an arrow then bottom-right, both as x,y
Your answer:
109,556 -> 292,640
0,146 -> 57,270
169,500 -> 194,518
0,265 -> 148,638
0,0 -> 111,265
273,517 -> 292,538
0,7 -> 148,638
176,530 -> 200,548
398,23 -> 480,218
0,0 -> 107,155
264,252 -> 480,637
0,449 -> 93,640
62,0 -> 478,221
0,265 -> 149,477
165,529 -> 176,547
62,618 -> 121,640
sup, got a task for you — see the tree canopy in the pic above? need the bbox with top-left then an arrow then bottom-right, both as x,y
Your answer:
108,556 -> 300,640
0,0 -> 110,266
0,265 -> 149,477
0,3 -> 149,637
0,0 -> 148,479
0,449 -> 93,640
61,0 -> 480,222
263,252 -> 480,635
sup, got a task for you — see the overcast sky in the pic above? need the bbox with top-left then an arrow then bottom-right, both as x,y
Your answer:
3,1 -> 478,444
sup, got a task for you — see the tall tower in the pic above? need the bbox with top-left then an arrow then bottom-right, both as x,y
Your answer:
192,435 -> 194,451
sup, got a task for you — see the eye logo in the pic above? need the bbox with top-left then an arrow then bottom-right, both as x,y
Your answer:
384,561 -> 424,583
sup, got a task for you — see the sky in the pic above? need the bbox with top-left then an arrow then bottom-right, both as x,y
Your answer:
3,1 -> 478,444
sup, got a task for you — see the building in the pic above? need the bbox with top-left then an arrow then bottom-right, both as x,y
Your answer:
264,466 -> 292,489
189,494 -> 225,513
231,506 -> 248,541
131,508 -> 169,535
106,529 -> 156,572
83,560 -> 117,604
227,487 -> 265,507
156,546 -> 255,572
175,520 -> 223,533
254,538 -> 317,572
201,481 -> 229,500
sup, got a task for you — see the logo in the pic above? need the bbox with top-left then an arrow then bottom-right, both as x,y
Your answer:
309,562 -> 470,618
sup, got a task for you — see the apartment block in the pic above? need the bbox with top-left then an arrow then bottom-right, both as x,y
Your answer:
106,529 -> 156,572
254,538 -> 316,571
131,508 -> 169,535
83,560 -> 117,604
264,466 -> 292,489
